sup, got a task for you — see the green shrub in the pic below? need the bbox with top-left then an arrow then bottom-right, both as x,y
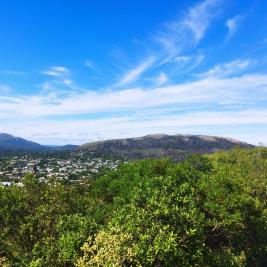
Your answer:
0,148 -> 266,266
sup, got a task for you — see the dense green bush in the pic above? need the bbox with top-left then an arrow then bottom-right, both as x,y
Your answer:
0,148 -> 266,266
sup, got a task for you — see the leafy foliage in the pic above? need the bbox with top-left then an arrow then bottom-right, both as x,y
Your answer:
0,148 -> 266,266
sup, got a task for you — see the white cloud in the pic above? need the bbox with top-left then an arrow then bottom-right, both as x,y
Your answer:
41,82 -> 54,91
111,0 -> 222,86
0,73 -> 266,119
199,59 -> 252,78
41,66 -> 70,77
225,15 -> 244,42
1,109 -> 267,145
63,79 -> 73,86
146,72 -> 169,86
173,56 -> 191,63
40,66 -> 75,90
1,72 -> 267,145
183,0 -> 221,42
116,0 -> 220,86
116,56 -> 156,86
183,54 -> 205,73
156,72 -> 168,86
153,0 -> 221,68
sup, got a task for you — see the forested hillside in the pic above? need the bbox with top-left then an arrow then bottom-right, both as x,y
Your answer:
0,148 -> 266,266
81,134 -> 253,160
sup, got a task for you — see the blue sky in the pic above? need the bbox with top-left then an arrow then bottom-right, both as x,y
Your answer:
0,0 -> 267,145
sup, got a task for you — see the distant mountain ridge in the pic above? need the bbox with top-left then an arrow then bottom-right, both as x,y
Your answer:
0,133 -> 254,159
81,134 -> 254,160
0,133 -> 77,152
0,133 -> 43,151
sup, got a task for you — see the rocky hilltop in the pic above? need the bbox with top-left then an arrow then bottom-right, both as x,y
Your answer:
81,134 -> 253,160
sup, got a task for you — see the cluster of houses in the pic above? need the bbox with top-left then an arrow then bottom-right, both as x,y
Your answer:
0,152 -> 121,186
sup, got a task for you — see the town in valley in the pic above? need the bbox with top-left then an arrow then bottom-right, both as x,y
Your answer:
0,151 -> 121,186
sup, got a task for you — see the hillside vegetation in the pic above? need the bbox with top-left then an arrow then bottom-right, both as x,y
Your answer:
0,148 -> 266,266
81,134 -> 253,160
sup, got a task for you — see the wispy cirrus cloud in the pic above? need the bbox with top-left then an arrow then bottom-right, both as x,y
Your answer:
172,56 -> 191,63
183,0 -> 221,42
225,15 -> 244,42
155,0 -> 221,63
0,73 -> 266,118
41,66 -> 70,77
115,56 -> 156,86
115,0 -> 222,86
1,71 -> 267,145
146,71 -> 169,86
40,66 -> 76,91
198,59 -> 252,78
155,72 -> 168,86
